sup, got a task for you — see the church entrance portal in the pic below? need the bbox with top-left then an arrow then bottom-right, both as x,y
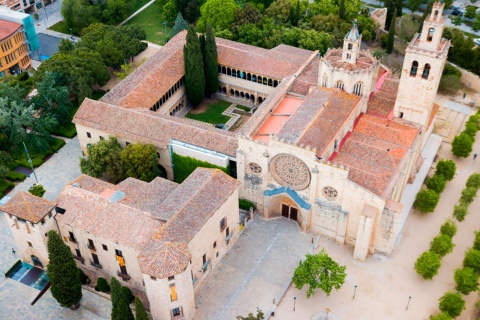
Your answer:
281,203 -> 298,221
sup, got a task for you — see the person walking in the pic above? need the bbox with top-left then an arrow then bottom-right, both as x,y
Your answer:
474,154 -> 478,160
11,248 -> 16,254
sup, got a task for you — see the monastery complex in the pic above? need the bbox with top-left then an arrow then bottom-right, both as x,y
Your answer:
0,3 -> 450,319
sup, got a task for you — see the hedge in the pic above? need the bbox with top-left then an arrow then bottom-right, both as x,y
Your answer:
7,171 -> 26,182
0,179 -> 14,198
12,138 -> 66,168
4,260 -> 21,277
50,124 -> 77,139
239,199 -> 254,211
172,153 -> 230,183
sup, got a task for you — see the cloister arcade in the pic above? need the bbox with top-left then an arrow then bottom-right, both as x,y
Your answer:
218,64 -> 280,88
217,81 -> 268,105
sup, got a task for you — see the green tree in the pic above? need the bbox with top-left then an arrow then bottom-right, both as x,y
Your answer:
46,230 -> 82,308
232,3 -> 263,34
339,0 -> 345,20
453,203 -> 468,221
396,0 -> 403,17
184,25 -> 205,106
357,16 -> 377,42
414,189 -> 439,213
406,0 -> 422,13
438,292 -> 465,318
163,0 -> 178,23
426,174 -> 446,194
102,0 -> 129,25
460,186 -> 478,204
0,165 -> 8,180
265,0 -> 293,23
463,248 -> 480,274
386,9 -> 397,54
171,13 -> 188,38
435,159 -> 456,181
237,308 -> 265,320
197,0 -> 239,32
205,24 -> 219,96
414,250 -> 441,279
135,297 -> 149,320
292,249 -> 347,298
473,231 -> 480,251
439,75 -> 462,94
454,267 -> 479,294
430,234 -> 455,257
452,15 -> 462,26
429,313 -> 452,320
80,136 -> 125,181
452,133 -> 474,158
439,219 -> 457,238
466,173 -> 480,189
465,6 -> 477,19
29,184 -> 46,198
185,0 -> 201,23
110,277 -> 134,320
58,38 -> 75,54
120,143 -> 158,182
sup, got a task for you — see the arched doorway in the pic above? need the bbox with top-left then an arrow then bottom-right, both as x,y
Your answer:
281,203 -> 298,221
31,255 -> 44,269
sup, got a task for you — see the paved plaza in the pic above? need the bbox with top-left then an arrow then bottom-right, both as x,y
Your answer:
194,216 -> 312,320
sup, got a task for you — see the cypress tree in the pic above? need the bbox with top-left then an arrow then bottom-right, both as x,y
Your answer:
135,297 -> 149,320
171,13 -> 188,38
396,0 -> 402,17
111,277 -> 134,320
205,24 -> 219,96
295,0 -> 300,25
386,9 -> 397,54
46,230 -> 82,309
385,0 -> 396,28
339,0 -> 345,20
184,25 -> 205,106
185,0 -> 200,24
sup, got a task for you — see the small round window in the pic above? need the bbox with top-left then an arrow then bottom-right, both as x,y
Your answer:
249,162 -> 262,174
323,186 -> 338,200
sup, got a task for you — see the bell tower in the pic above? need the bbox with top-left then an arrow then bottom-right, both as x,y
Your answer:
342,20 -> 361,63
394,2 -> 450,131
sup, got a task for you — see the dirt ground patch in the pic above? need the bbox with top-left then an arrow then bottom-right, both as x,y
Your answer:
188,99 -> 220,114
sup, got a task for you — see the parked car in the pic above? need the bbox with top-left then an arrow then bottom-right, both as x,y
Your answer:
474,38 -> 480,46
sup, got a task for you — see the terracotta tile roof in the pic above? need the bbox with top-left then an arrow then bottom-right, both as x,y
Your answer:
56,185 -> 164,250
323,49 -> 377,71
333,114 -> 420,196
101,31 -> 187,109
138,242 -> 191,279
216,38 -> 314,80
291,59 -> 319,95
73,99 -> 238,156
367,78 -> 399,118
0,192 -> 56,223
295,88 -> 361,157
0,20 -> 21,41
153,168 -> 240,243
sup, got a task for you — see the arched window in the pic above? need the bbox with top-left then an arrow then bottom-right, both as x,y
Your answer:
227,68 -> 231,76
268,79 -> 273,86
232,69 -> 237,77
353,82 -> 363,96
222,66 -> 226,74
273,80 -> 278,87
322,74 -> 328,87
247,73 -> 251,81
348,43 -> 353,50
427,28 -> 434,42
422,64 -> 431,79
335,80 -> 344,90
258,76 -> 262,84
410,61 -> 418,76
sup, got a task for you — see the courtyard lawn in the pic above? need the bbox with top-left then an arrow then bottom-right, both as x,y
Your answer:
235,104 -> 251,112
124,2 -> 171,45
48,21 -> 79,36
126,0 -> 151,16
186,100 -> 231,125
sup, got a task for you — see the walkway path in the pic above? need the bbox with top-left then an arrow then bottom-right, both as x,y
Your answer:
274,132 -> 480,319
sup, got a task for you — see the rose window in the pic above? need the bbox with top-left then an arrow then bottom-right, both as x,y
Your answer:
269,154 -> 310,190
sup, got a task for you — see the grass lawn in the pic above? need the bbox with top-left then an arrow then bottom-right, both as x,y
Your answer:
127,0 -> 151,16
235,104 -> 250,111
48,20 -> 79,36
124,2 -> 171,45
186,100 -> 232,125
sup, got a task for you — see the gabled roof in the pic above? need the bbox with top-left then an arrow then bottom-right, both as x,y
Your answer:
138,242 -> 191,279
0,192 -> 56,223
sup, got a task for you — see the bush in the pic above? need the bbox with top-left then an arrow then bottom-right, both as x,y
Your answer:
239,199 -> 254,211
452,133 -> 474,158
464,121 -> 478,137
453,203 -> 468,221
426,174 -> 446,194
435,160 -> 456,181
414,189 -> 440,213
429,312 -> 452,320
460,187 -> 478,204
414,250 -> 441,280
95,277 -> 110,292
0,179 -> 14,198
28,184 -> 46,198
380,33 -> 388,48
443,64 -> 462,77
50,138 -> 66,152
463,248 -> 480,274
430,234 -> 455,257
466,173 -> 480,189
121,286 -> 134,304
454,267 -> 479,294
439,75 -> 462,94
440,219 -> 457,238
438,292 -> 465,318
77,268 -> 91,285
51,125 -> 77,139
6,171 -> 26,182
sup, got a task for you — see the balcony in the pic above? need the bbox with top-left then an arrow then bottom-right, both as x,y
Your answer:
201,260 -> 210,273
73,255 -> 85,263
90,261 -> 102,269
192,277 -> 198,285
117,271 -> 131,281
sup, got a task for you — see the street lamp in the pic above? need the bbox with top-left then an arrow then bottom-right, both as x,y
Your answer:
163,21 -> 168,43
406,296 -> 412,310
353,285 -> 357,299
293,296 -> 296,311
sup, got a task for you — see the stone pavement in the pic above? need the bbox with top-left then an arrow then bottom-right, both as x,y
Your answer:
194,216 -> 311,320
7,137 -> 83,202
